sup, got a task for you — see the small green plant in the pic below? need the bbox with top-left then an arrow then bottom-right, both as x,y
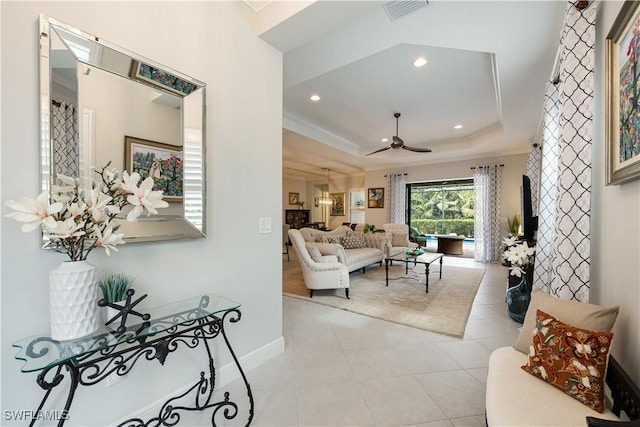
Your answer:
507,214 -> 521,235
363,223 -> 376,233
98,273 -> 134,302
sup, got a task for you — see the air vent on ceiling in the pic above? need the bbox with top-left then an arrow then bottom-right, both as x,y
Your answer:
382,0 -> 429,22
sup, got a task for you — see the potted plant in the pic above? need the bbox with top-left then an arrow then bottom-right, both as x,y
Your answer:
98,273 -> 135,323
507,214 -> 521,236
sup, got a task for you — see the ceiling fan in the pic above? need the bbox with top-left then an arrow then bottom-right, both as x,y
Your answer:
366,112 -> 432,156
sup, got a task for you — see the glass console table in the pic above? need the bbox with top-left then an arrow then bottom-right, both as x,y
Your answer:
13,294 -> 254,427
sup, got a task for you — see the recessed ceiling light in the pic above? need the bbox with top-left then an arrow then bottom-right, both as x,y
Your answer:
381,138 -> 388,142
454,124 -> 463,129
310,94 -> 320,101
413,57 -> 428,67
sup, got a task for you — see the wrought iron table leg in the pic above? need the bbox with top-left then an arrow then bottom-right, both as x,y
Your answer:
439,256 -> 443,279
385,259 -> 390,286
32,362 -> 78,427
425,264 -> 430,293
220,310 -> 254,427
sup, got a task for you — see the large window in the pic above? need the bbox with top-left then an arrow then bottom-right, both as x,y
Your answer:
407,179 -> 474,237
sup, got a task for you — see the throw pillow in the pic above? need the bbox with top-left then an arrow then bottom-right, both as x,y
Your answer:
341,233 -> 366,249
521,309 -> 613,413
325,236 -> 341,244
305,244 -> 323,262
315,236 -> 327,243
391,232 -> 408,247
513,287 -> 619,354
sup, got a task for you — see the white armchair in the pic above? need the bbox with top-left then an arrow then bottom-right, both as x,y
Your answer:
383,223 -> 418,257
288,228 -> 350,298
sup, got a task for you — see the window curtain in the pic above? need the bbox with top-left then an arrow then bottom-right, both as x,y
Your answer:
386,173 -> 406,224
52,101 -> 79,182
534,82 -> 561,294
534,1 -> 595,302
473,165 -> 502,263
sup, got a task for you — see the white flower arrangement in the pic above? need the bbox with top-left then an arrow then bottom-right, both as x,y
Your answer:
502,236 -> 536,277
5,163 -> 168,261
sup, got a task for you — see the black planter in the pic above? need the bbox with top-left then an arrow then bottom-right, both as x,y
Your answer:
506,273 -> 533,323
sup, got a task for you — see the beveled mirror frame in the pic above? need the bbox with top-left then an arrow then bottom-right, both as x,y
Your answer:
39,14 -> 207,242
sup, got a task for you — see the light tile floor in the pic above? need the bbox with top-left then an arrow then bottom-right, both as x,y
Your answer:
225,256 -> 521,427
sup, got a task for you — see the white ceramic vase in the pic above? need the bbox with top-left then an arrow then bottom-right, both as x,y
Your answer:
49,260 -> 99,341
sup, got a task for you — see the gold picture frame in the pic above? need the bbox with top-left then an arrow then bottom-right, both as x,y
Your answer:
288,192 -> 300,205
124,136 -> 183,201
330,192 -> 345,216
606,1 -> 640,185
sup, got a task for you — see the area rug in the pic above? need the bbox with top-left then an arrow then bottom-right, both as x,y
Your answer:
283,253 -> 485,337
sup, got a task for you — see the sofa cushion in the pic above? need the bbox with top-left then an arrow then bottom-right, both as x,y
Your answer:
344,247 -> 381,266
486,347 -> 619,426
391,232 -> 408,247
521,309 -> 613,413
341,233 -> 366,249
306,244 -> 323,262
513,287 -> 619,354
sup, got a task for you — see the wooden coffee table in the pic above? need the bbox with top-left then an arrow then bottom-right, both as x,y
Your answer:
385,251 -> 444,293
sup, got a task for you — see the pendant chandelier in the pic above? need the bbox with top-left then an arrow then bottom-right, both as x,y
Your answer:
315,168 -> 333,206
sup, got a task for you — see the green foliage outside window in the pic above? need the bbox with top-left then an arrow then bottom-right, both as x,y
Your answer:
408,181 -> 474,237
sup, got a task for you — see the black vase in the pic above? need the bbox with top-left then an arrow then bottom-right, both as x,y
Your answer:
506,273 -> 533,323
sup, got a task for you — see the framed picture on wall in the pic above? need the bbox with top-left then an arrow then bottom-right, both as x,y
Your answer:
367,188 -> 384,208
124,135 -> 183,201
330,192 -> 345,216
606,1 -> 640,185
288,192 -> 300,205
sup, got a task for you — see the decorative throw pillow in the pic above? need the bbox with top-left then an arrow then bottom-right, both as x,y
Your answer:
513,287 -> 619,354
391,232 -> 408,247
325,236 -> 341,244
315,236 -> 327,243
341,233 -> 366,249
305,244 -> 323,262
521,309 -> 613,413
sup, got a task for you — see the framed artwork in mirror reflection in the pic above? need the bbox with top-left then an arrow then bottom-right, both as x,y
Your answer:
124,136 -> 183,201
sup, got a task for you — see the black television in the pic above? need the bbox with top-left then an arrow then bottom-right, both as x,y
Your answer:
521,175 -> 538,241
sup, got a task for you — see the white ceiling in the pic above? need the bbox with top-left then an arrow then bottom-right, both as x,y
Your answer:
255,1 -> 566,181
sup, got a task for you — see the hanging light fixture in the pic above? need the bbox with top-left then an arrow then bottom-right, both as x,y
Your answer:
315,168 -> 333,206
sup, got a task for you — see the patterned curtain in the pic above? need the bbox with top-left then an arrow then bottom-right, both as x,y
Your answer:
534,83 -> 561,293
526,143 -> 542,216
473,165 -> 502,263
386,173 -> 406,224
52,101 -> 79,182
534,1 -> 595,302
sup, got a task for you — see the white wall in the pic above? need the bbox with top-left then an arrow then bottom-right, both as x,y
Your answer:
363,153 -> 528,236
593,1 -> 640,381
1,2 -> 283,425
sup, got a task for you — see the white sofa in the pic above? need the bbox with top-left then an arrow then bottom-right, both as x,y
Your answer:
298,226 -> 386,273
288,228 -> 350,298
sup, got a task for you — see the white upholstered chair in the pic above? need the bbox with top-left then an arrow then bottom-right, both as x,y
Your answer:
288,228 -> 350,298
383,223 -> 418,257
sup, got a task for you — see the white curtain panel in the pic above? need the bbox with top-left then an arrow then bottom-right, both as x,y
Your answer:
526,143 -> 542,216
534,82 -> 561,293
52,101 -> 79,182
473,165 -> 502,263
535,2 -> 595,302
386,173 -> 406,224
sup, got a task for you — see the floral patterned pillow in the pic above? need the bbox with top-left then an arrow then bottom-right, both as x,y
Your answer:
521,309 -> 613,413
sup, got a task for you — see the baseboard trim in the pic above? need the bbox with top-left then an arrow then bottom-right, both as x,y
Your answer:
111,336 -> 285,425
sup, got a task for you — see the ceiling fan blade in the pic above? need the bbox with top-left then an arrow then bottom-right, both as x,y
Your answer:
366,146 -> 392,156
402,145 -> 432,153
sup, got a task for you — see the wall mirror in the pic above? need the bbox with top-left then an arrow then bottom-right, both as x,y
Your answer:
39,14 -> 206,242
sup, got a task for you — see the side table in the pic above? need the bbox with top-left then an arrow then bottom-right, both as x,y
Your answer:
13,294 -> 254,427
